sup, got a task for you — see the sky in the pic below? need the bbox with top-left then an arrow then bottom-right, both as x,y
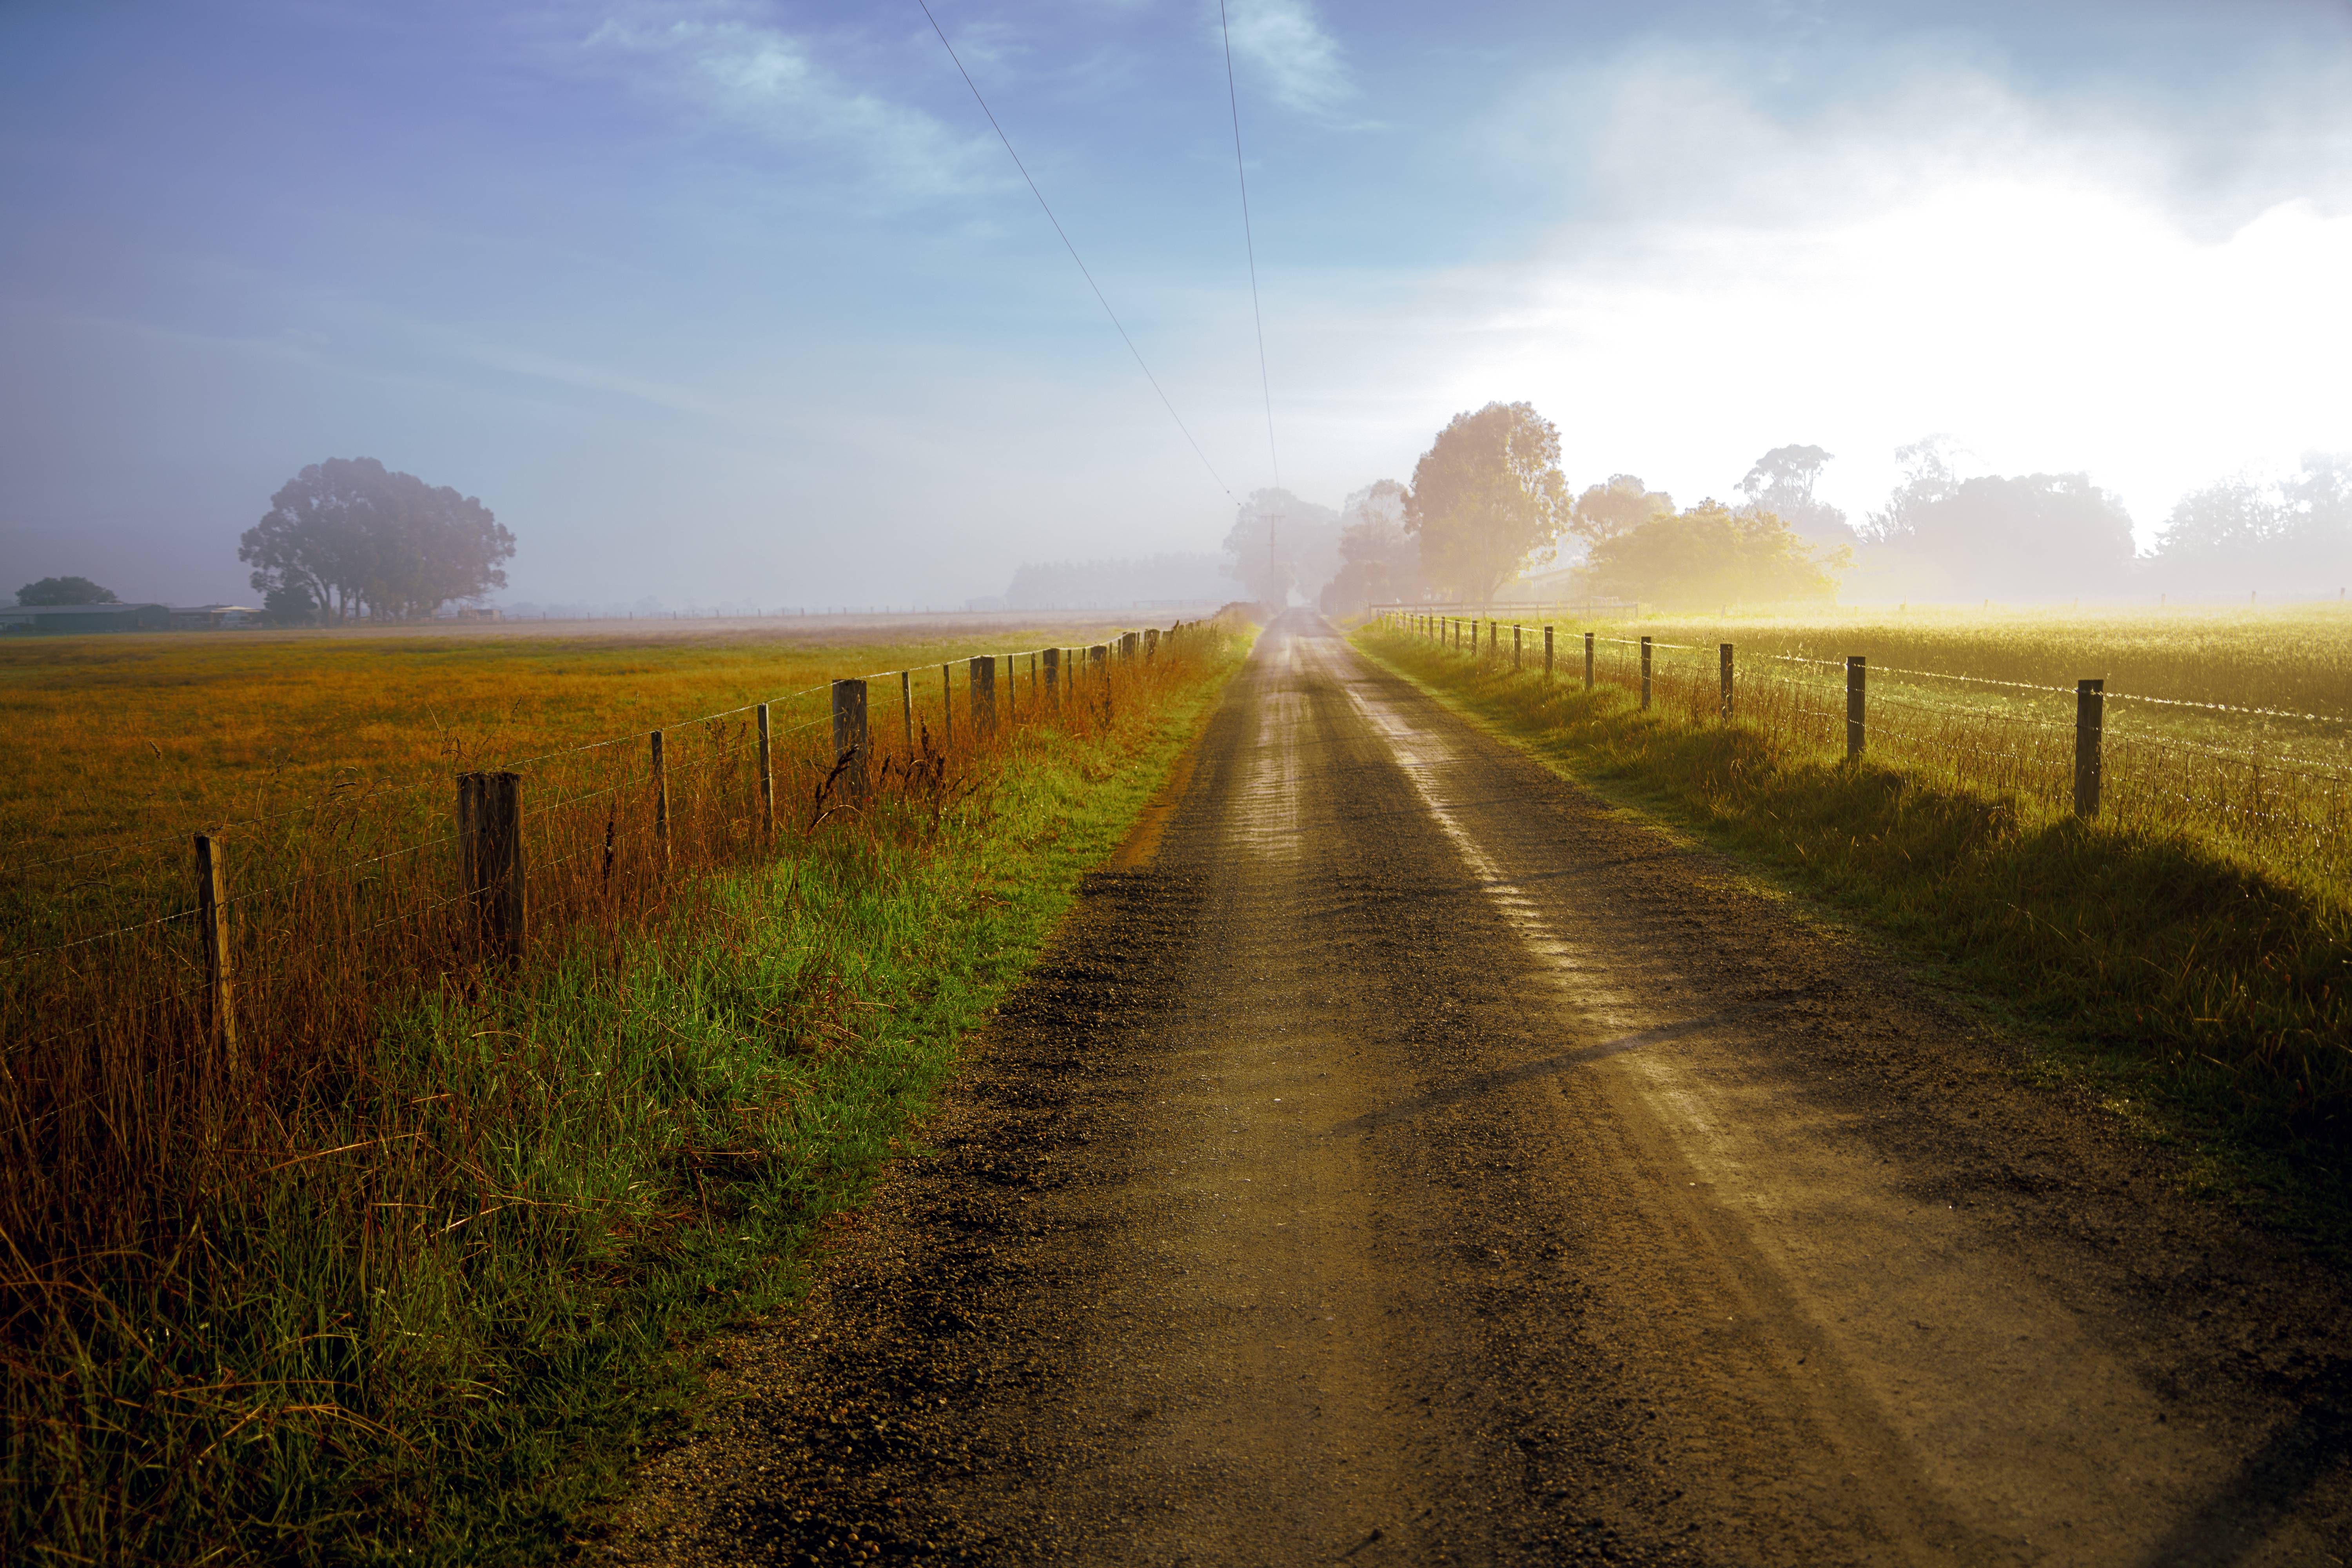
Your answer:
4,0 -> 2351,609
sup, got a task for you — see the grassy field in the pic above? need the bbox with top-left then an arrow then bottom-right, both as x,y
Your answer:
1358,610 -> 2352,1212
1414,603 -> 2352,895
1,617 -> 1251,1564
0,620 -> 1155,860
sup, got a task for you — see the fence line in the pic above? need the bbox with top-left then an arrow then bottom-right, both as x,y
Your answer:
1,619 -> 1210,1067
1374,608 -> 2352,882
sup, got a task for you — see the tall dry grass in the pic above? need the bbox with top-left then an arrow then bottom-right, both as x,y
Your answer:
0,623 -> 1226,1560
1367,615 -> 2352,1152
1404,608 -> 2352,896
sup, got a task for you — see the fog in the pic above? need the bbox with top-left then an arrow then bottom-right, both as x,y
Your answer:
3,2 -> 2350,612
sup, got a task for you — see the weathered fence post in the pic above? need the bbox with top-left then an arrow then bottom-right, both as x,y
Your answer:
193,832 -> 236,1065
1720,644 -> 1734,720
1846,657 -> 1866,759
649,730 -> 669,870
1044,646 -> 1061,706
969,654 -> 997,736
1514,624 -> 1523,670
2075,679 -> 2104,818
1004,655 -> 1016,723
1544,625 -> 1554,679
1639,636 -> 1653,710
1145,627 -> 1159,662
757,702 -> 774,840
901,669 -> 913,751
1583,631 -> 1595,691
459,770 -> 525,965
833,678 -> 869,800
1121,631 -> 1139,661
1487,620 -> 1497,662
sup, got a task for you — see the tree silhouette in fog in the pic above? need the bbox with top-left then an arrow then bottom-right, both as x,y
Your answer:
1738,445 -> 1855,547
1582,501 -> 1840,609
1320,481 -> 1421,615
2149,454 -> 2352,595
1221,488 -> 1340,607
240,458 -> 515,622
1569,475 -> 1675,553
15,576 -> 118,606
1862,439 -> 2134,599
1406,402 -> 1570,602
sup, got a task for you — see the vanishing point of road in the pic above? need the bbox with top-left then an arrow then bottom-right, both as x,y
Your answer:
610,612 -> 2351,1566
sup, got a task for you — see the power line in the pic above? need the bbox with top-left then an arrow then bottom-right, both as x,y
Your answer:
1218,0 -> 1280,497
915,0 -> 1236,503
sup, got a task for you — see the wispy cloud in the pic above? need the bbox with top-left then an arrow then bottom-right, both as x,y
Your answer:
578,1 -> 995,198
1216,0 -> 1353,120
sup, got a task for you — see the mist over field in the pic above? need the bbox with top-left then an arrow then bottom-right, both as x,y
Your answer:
2,1 -> 2350,612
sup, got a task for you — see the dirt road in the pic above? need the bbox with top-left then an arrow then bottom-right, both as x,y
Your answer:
607,612 -> 2352,1566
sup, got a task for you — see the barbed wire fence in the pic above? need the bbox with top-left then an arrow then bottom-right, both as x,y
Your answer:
0,622 -> 1217,1246
1374,610 -> 2352,886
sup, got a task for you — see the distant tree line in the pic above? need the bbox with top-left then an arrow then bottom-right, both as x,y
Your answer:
240,457 -> 515,623
1256,404 -> 2350,615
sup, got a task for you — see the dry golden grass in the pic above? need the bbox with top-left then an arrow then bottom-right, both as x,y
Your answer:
1416,603 -> 2352,893
0,620 -> 1149,861
0,614 -> 1241,1562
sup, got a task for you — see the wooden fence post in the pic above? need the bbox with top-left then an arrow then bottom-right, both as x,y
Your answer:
1145,627 -> 1159,662
649,731 -> 668,870
1044,646 -> 1060,706
1091,643 -> 1107,675
1720,644 -> 1734,720
459,770 -> 525,965
1639,636 -> 1653,710
1514,624 -> 1523,669
1583,631 -> 1595,691
2075,679 -> 2103,818
901,669 -> 913,751
833,679 -> 869,800
1121,631 -> 1139,661
193,832 -> 236,1067
969,654 -> 997,736
1004,655 -> 1016,723
1487,620 -> 1497,662
1544,625 -> 1553,678
757,703 -> 774,840
1846,657 -> 1866,759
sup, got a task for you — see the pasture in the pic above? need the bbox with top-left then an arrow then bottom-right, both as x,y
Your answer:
0,614 -> 1250,1563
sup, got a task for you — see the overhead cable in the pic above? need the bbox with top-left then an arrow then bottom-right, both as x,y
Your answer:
914,0 -> 1236,502
1218,0 -> 1280,493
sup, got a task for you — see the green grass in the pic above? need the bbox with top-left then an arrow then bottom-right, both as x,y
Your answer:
6,633 -> 1249,1564
1354,625 -> 2352,1233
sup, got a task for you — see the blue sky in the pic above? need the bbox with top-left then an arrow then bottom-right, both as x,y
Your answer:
4,0 -> 2350,607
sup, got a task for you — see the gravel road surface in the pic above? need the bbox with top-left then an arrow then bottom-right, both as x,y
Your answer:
603,611 -> 2351,1566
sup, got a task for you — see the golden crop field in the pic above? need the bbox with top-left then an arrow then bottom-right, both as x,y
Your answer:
0,617 -> 1151,864
1,613 -> 1175,1068
1448,602 -> 2352,893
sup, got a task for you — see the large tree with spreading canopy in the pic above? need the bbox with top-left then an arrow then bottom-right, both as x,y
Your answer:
239,457 -> 514,622
1405,402 -> 1571,601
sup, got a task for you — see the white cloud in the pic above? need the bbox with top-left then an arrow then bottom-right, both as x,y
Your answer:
1241,45 -> 2352,559
1216,0 -> 1353,119
579,2 -> 995,198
